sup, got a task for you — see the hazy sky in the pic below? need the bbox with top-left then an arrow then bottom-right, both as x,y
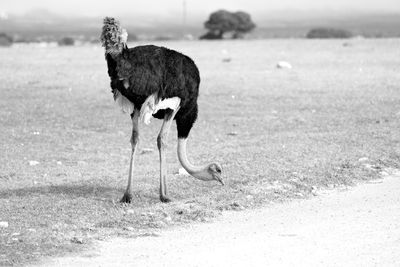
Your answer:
2,0 -> 400,17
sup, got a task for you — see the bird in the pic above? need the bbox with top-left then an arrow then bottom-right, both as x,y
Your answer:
100,17 -> 224,203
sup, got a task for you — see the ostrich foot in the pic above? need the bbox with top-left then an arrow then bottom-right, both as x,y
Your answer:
160,195 -> 172,203
120,192 -> 133,203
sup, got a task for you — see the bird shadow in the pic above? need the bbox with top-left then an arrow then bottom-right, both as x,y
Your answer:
0,184 -> 116,199
0,183 -> 159,203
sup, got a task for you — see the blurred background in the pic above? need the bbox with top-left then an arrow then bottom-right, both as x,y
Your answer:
0,0 -> 400,45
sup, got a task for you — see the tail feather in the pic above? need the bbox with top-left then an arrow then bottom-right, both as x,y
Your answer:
140,94 -> 158,125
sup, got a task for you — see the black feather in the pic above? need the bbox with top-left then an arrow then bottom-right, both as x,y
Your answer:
106,45 -> 200,138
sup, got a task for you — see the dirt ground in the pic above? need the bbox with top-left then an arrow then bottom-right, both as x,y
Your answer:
36,171 -> 400,267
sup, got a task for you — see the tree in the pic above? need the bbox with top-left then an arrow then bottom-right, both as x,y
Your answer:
0,33 -> 13,47
200,10 -> 256,40
58,37 -> 75,46
233,11 -> 256,38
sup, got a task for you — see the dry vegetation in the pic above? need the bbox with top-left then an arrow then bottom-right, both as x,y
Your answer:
1,39 -> 400,265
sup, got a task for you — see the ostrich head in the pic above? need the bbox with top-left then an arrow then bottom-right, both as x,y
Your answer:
208,162 -> 224,185
100,17 -> 128,56
192,163 -> 224,185
177,138 -> 224,186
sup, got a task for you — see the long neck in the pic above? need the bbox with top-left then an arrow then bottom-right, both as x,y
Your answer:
177,138 -> 210,181
106,43 -> 126,58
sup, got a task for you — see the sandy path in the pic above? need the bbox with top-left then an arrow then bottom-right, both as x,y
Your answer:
39,173 -> 400,267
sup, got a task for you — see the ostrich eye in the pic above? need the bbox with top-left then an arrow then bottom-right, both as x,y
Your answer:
209,165 -> 217,172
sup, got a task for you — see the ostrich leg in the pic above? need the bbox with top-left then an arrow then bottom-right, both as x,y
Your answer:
121,109 -> 140,203
157,107 -> 180,202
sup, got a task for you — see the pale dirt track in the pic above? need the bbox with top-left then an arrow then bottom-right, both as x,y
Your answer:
39,173 -> 400,267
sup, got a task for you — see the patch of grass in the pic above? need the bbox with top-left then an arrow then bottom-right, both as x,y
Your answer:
1,39 -> 400,265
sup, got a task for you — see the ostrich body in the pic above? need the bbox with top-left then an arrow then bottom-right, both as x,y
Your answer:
100,17 -> 223,203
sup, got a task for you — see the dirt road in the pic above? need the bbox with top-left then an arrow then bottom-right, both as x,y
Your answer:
39,173 -> 400,267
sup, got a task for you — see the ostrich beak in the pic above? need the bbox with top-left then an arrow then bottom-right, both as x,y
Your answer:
215,174 -> 225,186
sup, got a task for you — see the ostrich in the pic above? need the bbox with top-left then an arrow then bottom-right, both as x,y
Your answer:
100,17 -> 224,203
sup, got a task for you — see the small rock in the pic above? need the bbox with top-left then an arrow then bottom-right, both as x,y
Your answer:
364,164 -> 380,171
358,157 -> 369,162
0,221 -> 8,228
227,132 -> 238,136
126,209 -> 135,214
140,232 -> 160,237
311,186 -> 318,195
140,212 -> 155,217
29,161 -> 40,166
201,217 -> 211,222
276,61 -> 292,69
175,210 -> 185,215
71,237 -> 84,244
56,161 -> 62,165
230,202 -> 244,210
153,221 -> 166,228
364,163 -> 372,168
222,58 -> 232,63
11,233 -> 21,236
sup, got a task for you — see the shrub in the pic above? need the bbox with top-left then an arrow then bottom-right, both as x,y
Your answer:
0,33 -> 13,47
306,28 -> 353,39
154,36 -> 173,41
58,37 -> 75,46
199,31 -> 222,40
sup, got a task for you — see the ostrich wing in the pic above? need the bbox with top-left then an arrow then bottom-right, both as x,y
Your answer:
116,46 -> 164,96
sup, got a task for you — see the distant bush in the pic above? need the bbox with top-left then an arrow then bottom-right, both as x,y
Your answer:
0,33 -> 13,47
58,37 -> 75,46
154,36 -> 174,41
306,28 -> 353,39
199,31 -> 222,40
